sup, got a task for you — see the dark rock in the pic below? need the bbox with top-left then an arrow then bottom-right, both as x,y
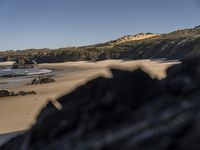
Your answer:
12,56 -> 36,69
0,89 -> 14,97
0,89 -> 36,97
165,57 -> 200,94
3,56 -> 200,149
15,91 -> 37,96
31,76 -> 55,85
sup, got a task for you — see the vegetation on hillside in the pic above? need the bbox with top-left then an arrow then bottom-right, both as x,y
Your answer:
0,26 -> 200,63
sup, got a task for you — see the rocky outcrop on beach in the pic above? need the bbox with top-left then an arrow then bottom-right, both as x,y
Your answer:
30,76 -> 55,85
15,91 -> 37,96
0,89 -> 15,97
0,89 -> 36,97
2,56 -> 200,149
12,56 -> 36,69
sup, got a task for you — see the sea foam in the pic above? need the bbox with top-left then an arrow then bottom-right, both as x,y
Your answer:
0,68 -> 52,77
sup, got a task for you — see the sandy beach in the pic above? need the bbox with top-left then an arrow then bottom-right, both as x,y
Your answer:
0,59 -> 179,144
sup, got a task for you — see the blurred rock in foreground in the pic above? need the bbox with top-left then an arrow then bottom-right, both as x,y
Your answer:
2,57 -> 200,150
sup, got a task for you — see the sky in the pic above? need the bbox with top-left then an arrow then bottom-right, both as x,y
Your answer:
0,0 -> 200,51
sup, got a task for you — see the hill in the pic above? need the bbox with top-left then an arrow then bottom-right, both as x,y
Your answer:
0,26 -> 200,63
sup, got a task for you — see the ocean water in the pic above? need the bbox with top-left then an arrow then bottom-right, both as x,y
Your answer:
0,68 -> 52,77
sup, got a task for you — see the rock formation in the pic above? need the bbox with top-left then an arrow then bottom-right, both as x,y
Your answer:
14,91 -> 37,96
0,89 -> 36,97
0,89 -> 15,97
31,76 -> 55,85
2,56 -> 200,149
12,56 -> 36,69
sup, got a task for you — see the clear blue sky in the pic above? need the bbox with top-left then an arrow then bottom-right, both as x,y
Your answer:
0,0 -> 200,51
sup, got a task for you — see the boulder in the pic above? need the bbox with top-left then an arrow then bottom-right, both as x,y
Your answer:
15,91 -> 37,96
0,89 -> 14,97
31,76 -> 55,85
